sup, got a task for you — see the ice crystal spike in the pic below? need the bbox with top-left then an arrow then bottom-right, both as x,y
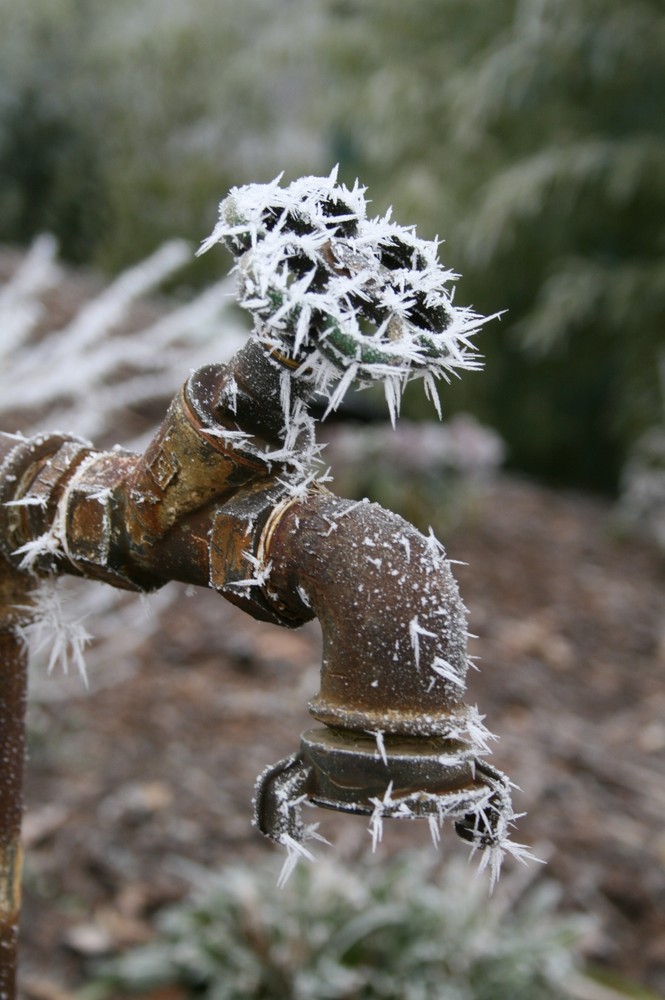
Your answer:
15,578 -> 92,685
199,171 -> 493,419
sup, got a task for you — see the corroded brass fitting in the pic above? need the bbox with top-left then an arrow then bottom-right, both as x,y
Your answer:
0,344 -> 308,594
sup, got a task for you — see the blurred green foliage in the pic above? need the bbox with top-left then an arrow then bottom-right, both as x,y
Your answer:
0,0 -> 324,275
323,0 -> 665,491
1,0 -> 662,491
91,852 -> 586,1000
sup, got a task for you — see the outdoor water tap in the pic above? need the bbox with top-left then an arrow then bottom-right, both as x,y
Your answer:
198,172 -> 522,874
0,174 -> 527,930
0,347 -> 518,878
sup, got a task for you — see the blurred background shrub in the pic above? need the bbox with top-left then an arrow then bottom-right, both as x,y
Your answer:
1,0 -> 663,496
321,415 -> 505,535
92,852 -> 588,1000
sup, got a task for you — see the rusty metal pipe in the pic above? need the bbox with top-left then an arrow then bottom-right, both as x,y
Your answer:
266,491 -> 470,737
0,556 -> 33,1000
0,361 -> 281,586
0,630 -> 26,1000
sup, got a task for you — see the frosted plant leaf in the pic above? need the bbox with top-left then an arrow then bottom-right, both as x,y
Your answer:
0,234 -> 61,361
0,237 -> 245,448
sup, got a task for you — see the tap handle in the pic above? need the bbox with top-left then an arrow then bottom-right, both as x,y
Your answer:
198,172 -> 493,422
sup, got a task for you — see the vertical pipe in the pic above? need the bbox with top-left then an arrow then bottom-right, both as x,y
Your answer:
0,557 -> 30,1000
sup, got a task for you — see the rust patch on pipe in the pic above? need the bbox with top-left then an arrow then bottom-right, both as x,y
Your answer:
0,578 -> 31,1000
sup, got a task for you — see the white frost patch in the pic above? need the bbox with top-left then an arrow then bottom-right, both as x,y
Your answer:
13,528 -> 63,572
474,837 -> 542,893
277,833 -> 317,890
369,729 -> 388,766
409,616 -> 438,670
232,552 -> 273,590
462,779 -> 542,892
397,534 -> 411,562
199,170 -> 491,423
430,655 -> 465,689
425,527 -> 448,561
16,577 -> 92,685
277,824 -> 330,889
276,469 -> 330,502
321,516 -> 338,537
465,708 -> 498,756
368,781 -> 394,852
335,498 -> 370,518
203,426 -> 254,448
3,495 -> 47,508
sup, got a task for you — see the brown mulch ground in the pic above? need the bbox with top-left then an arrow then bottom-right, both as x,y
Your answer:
15,474 -> 665,997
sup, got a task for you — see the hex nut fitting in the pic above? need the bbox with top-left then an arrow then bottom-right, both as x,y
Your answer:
209,480 -> 314,627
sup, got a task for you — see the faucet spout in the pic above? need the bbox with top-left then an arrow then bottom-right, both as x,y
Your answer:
267,491 -> 472,737
251,489 -> 521,872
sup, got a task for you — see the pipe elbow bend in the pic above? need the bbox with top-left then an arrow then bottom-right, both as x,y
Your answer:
266,491 -> 476,740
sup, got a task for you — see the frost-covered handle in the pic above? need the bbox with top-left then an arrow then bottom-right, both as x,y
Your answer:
199,170 -> 494,421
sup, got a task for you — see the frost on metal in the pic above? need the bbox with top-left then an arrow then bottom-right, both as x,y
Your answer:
257,748 -> 533,893
7,499 -> 96,683
252,754 -> 330,890
251,489 -> 530,888
199,168 -> 493,425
